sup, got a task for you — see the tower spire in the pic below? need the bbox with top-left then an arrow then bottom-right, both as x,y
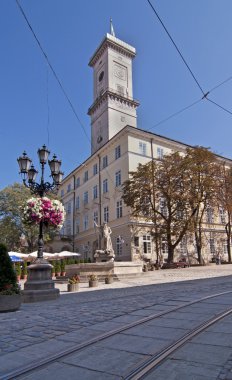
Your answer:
110,18 -> 115,37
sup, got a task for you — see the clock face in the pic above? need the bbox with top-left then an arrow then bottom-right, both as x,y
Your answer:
98,71 -> 104,82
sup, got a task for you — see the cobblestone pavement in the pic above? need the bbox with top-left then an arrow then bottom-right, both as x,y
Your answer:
1,264 -> 232,379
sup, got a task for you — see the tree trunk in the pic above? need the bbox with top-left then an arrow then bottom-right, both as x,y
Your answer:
226,219 -> 232,263
195,229 -> 204,265
167,245 -> 174,263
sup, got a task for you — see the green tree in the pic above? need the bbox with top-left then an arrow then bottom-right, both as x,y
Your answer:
0,183 -> 56,252
216,163 -> 232,263
123,152 -> 199,263
185,147 -> 218,264
0,183 -> 35,251
0,243 -> 20,294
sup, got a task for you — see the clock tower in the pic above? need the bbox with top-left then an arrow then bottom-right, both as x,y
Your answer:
88,22 -> 139,154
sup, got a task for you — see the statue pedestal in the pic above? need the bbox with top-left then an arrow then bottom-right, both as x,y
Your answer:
94,249 -> 115,263
23,259 -> 60,303
65,262 -> 143,282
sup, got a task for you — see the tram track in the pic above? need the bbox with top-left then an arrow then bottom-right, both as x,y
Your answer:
124,306 -> 232,379
3,289 -> 232,380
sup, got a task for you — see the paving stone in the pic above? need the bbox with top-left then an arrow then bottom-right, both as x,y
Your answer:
170,342 -> 232,365
1,267 -> 232,379
122,323 -> 188,341
86,320 -> 125,332
193,331 -> 232,347
145,316 -> 200,329
62,345 -> 148,377
55,327 -> 102,343
20,361 -> 120,380
96,331 -> 169,355
144,358 -> 222,380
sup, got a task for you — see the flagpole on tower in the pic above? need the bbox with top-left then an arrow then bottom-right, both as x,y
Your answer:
110,18 -> 115,37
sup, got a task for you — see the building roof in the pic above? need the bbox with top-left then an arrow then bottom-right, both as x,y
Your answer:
88,33 -> 136,67
62,125 -> 232,183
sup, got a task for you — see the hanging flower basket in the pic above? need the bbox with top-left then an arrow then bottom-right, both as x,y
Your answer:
23,197 -> 65,229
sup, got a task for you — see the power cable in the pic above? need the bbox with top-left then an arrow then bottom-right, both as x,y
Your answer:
16,0 -> 118,192
16,0 -> 232,187
208,76 -> 232,94
147,0 -> 205,96
147,98 -> 202,131
146,0 -> 232,129
206,98 -> 232,117
16,0 -> 90,144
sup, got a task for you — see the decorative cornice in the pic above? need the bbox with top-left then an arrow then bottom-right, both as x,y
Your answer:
89,34 -> 136,67
88,89 -> 139,115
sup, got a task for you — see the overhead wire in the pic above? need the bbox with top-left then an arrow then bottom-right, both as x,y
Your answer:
206,98 -> 232,117
15,0 -> 90,144
208,75 -> 232,94
146,0 -> 232,128
16,0 -> 232,140
15,0 -> 119,191
146,0 -> 205,96
147,98 -> 202,131
17,0 -> 232,188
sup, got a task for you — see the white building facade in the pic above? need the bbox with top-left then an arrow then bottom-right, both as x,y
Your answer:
57,27 -> 232,264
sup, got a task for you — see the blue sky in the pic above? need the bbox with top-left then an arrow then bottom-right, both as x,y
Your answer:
1,0 -> 232,189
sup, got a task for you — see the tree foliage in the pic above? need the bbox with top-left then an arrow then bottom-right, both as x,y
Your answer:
122,147 -> 220,263
0,243 -> 20,294
185,147 -> 218,264
0,183 -> 55,252
216,164 -> 232,263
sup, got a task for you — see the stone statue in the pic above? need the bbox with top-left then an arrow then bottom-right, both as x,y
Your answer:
94,222 -> 115,262
103,223 -> 114,253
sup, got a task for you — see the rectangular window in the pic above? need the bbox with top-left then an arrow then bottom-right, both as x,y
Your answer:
102,155 -> 108,169
84,170 -> 88,183
157,147 -> 164,159
134,236 -> 139,247
115,145 -> 121,160
93,163 -> 98,176
93,210 -> 98,225
140,196 -> 150,216
160,198 -> 168,217
143,235 -> 151,254
219,208 -> 226,224
83,191 -> 88,205
116,200 -> 123,218
103,206 -> 109,223
139,141 -> 147,156
66,219 -> 71,236
67,184 -> 71,193
206,207 -> 214,223
61,189 -> 64,197
115,170 -> 121,187
209,238 -> 215,255
223,241 -> 227,256
76,196 -> 80,209
66,201 -> 72,215
83,214 -> 89,231
76,177 -> 80,188
116,236 -> 123,255
179,236 -> 187,255
161,238 -> 168,256
103,179 -> 108,193
93,185 -> 98,199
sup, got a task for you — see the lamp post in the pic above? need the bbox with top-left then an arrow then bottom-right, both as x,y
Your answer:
17,145 -> 63,302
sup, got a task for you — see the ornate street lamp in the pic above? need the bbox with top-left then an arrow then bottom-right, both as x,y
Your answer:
17,145 -> 63,302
